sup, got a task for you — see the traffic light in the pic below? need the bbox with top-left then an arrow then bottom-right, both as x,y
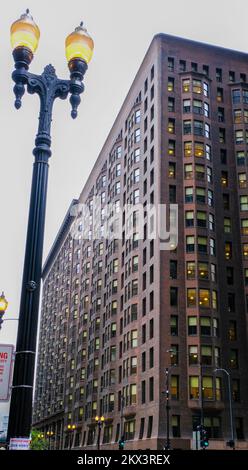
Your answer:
200,427 -> 209,449
118,436 -> 125,450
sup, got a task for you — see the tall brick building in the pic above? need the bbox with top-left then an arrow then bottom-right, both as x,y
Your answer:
33,34 -> 248,449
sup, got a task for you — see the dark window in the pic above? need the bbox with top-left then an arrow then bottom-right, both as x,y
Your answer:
149,377 -> 154,401
170,287 -> 178,307
141,380 -> 146,404
139,418 -> 145,439
147,416 -> 153,438
170,260 -> 177,279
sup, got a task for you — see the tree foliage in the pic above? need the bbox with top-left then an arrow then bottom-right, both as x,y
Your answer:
30,429 -> 49,450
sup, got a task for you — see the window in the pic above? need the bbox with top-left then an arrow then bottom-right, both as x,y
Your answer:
218,107 -> 224,122
219,128 -> 225,143
124,420 -> 135,441
185,187 -> 193,203
169,185 -> 176,203
170,260 -> 177,279
200,317 -> 211,336
196,164 -> 205,180
195,142 -> 204,157
206,144 -> 211,161
188,317 -> 197,335
168,162 -> 176,179
236,418 -> 244,440
193,99 -> 202,114
208,189 -> 213,207
168,57 -> 174,71
224,217 -> 231,233
203,82 -> 209,97
134,128 -> 141,143
149,377 -> 154,401
198,236 -> 207,254
183,99 -> 191,113
170,316 -> 178,336
236,130 -> 244,145
183,78 -> 190,93
241,219 -> 248,235
229,71 -> 235,82
239,173 -> 247,188
193,79 -> 201,94
197,211 -> 207,228
183,120 -> 192,135
228,293 -> 235,312
189,346 -> 198,365
201,346 -> 212,365
172,416 -> 181,437
198,261 -> 208,279
194,120 -> 203,136
187,261 -> 196,279
168,140 -> 175,156
243,89 -> 248,104
199,289 -> 210,308
135,109 -> 141,124
237,150 -> 245,166
217,87 -> 223,102
131,330 -> 138,348
170,287 -> 178,307
185,210 -> 194,227
216,68 -> 222,82
230,349 -> 238,369
185,164 -> 193,180
171,376 -> 179,399
180,60 -> 186,71
196,187 -> 205,204
168,97 -> 175,112
240,195 -> 248,211
186,235 -> 195,253
168,77 -> 174,92
232,379 -> 240,402
147,416 -> 153,438
184,141 -> 192,157
234,109 -> 242,124
203,376 -> 213,399
187,288 -> 196,307
130,384 -> 137,404
211,263 -> 216,282
228,321 -> 237,341
189,376 -> 199,399
205,123 -> 210,139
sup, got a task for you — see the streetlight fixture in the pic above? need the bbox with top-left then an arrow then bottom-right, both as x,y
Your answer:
214,368 -> 235,449
7,9 -> 94,444
95,416 -> 105,451
0,292 -> 8,329
67,424 -> 76,449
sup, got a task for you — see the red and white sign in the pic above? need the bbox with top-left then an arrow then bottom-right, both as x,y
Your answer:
0,344 -> 14,401
9,438 -> 30,450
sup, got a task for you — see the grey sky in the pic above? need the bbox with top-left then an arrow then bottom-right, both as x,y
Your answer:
0,0 -> 248,417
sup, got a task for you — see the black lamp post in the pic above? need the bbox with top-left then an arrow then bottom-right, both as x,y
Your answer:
95,416 -> 105,451
214,368 -> 235,449
7,10 -> 94,444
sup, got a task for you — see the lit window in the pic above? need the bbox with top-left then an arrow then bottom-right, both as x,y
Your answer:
187,288 -> 196,307
186,261 -> 196,279
189,346 -> 198,365
225,242 -> 232,259
182,78 -> 190,93
212,290 -> 218,310
195,142 -> 204,157
168,140 -> 175,156
198,262 -> 208,279
241,219 -> 248,235
203,376 -> 213,400
243,243 -> 248,258
166,119 -> 175,137
131,330 -> 138,348
168,162 -> 176,178
238,173 -> 247,188
199,289 -> 210,308
193,79 -> 202,94
216,377 -> 222,401
184,141 -> 192,157
234,109 -> 242,124
168,77 -> 174,92
189,376 -> 199,399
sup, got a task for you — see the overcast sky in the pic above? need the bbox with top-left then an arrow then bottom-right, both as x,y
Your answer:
1,0 -> 248,417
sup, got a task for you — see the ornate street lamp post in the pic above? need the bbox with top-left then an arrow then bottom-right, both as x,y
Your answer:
67,424 -> 76,449
95,416 -> 105,451
7,10 -> 94,444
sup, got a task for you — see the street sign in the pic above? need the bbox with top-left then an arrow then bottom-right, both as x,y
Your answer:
0,344 -> 14,401
9,438 -> 30,450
